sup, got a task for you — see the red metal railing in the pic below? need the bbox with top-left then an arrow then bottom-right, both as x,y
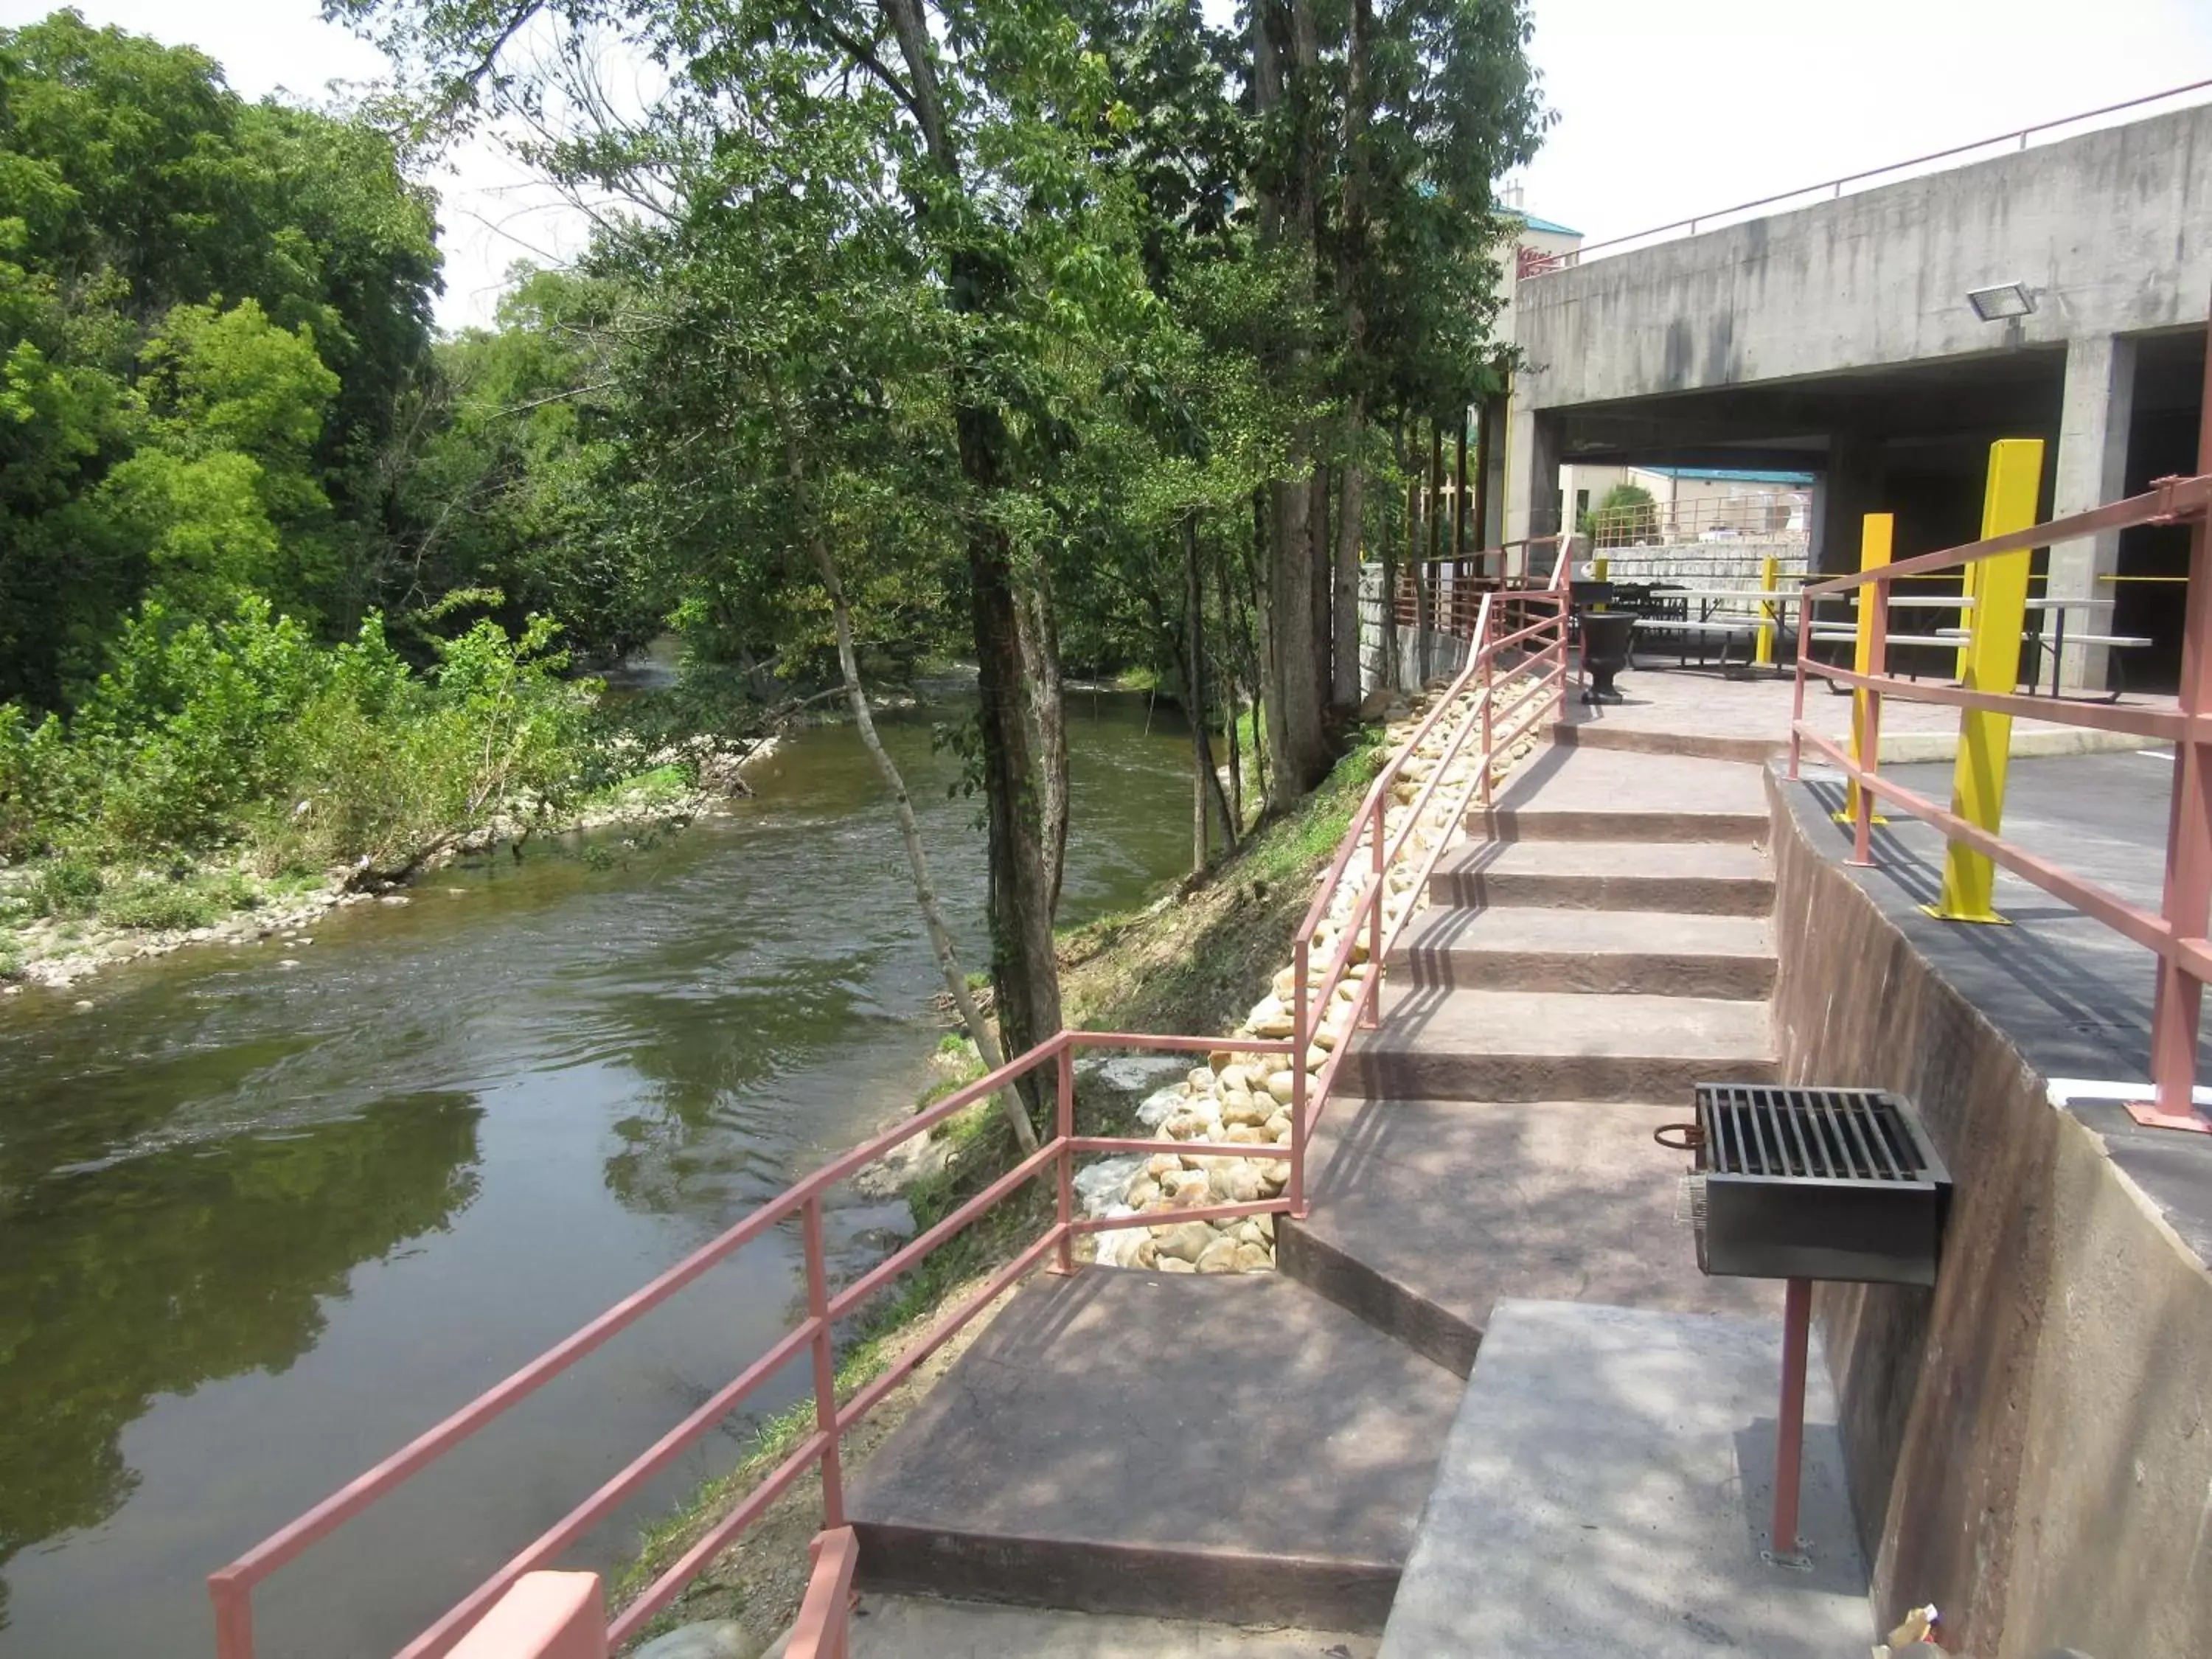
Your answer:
1787,362 -> 2212,1127
208,540 -> 1573,1659
1304,543 -> 1574,1180
207,1026 -> 1297,1659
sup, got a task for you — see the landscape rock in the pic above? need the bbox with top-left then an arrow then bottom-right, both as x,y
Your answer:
632,1621 -> 759,1659
1194,1237 -> 1243,1273
1152,1220 -> 1216,1263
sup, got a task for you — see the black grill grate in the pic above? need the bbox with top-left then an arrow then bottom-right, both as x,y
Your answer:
1697,1084 -> 1928,1183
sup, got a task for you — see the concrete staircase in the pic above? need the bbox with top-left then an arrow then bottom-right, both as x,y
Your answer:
840,732 -> 1797,1646
1277,740 -> 1784,1376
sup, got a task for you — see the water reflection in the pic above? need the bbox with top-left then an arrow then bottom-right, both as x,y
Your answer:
0,692 -> 1191,1655
0,1093 -> 483,1621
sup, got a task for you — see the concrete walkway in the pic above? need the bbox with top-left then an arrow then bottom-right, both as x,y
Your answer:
841,696 -> 1872,1651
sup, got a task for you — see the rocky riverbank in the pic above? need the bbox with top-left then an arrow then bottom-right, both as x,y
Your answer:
0,733 -> 779,994
1065,676 -> 1546,1274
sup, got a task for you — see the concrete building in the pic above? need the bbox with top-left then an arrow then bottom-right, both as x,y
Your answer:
1502,100 -> 2212,690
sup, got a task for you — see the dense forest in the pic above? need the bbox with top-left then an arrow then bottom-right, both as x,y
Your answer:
0,1 -> 1544,1073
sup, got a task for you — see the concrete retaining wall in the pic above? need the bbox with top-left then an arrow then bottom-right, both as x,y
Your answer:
1764,770 -> 2212,1659
1358,566 -> 1470,693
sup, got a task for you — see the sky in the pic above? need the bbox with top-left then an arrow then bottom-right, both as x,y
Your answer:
10,0 -> 2212,330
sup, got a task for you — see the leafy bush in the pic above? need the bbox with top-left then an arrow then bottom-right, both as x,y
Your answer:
29,856 -> 103,918
69,597 -> 324,850
97,869 -> 259,931
0,595 -> 600,895
0,703 -> 77,858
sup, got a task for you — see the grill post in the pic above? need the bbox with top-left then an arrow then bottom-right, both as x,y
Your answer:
1769,1276 -> 1812,1568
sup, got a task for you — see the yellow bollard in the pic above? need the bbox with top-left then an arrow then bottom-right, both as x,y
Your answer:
1929,438 -> 2043,925
1753,553 -> 1779,667
1834,515 -> 1892,826
1954,560 -> 1978,682
1593,555 -> 1609,582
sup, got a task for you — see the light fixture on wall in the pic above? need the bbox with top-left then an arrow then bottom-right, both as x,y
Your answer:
1966,282 -> 2036,322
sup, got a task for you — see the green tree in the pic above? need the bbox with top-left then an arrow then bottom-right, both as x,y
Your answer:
0,9 -> 439,704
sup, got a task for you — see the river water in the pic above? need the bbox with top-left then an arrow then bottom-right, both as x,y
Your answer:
0,689 -> 1193,1658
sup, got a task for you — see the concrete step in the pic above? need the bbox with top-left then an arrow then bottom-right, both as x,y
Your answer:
1478,743 -> 1769,846
1377,1301 -> 1871,1659
1429,839 -> 1775,917
767,1595 -> 1377,1658
1277,1099 -> 1778,1376
1341,987 -> 1775,1102
1391,906 -> 1775,999
1549,717 -> 1782,766
845,1270 -> 1463,1634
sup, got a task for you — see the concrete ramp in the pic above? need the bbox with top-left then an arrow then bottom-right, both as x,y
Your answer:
1378,1300 -> 1871,1659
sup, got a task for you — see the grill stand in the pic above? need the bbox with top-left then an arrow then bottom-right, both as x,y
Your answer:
1764,1277 -> 1814,1571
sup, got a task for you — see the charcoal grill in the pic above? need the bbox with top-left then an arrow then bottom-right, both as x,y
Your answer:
1683,1083 -> 1950,1285
1661,1083 -> 1951,1568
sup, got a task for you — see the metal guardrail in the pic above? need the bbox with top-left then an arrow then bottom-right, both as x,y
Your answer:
1787,326 -> 2212,1130
1540,77 -> 2212,270
206,539 -> 1574,1659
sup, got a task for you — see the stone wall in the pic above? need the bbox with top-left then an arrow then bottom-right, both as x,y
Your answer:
1357,566 -> 1472,694
1764,768 -> 2212,1659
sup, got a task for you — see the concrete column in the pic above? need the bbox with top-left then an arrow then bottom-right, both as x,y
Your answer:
2048,333 -> 2138,691
1817,431 -> 1884,576
1503,402 -> 1562,563
1476,392 -> 1507,548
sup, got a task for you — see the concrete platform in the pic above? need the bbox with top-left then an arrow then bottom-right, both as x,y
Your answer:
845,1270 -> 1464,1632
1279,1099 -> 1778,1375
1391,906 -> 1774,998
1430,838 -> 1775,916
1346,987 -> 1775,1102
1377,1301 -> 1871,1659
1557,664 -> 2168,762
771,1595 -> 1378,1658
1481,744 -> 1770,844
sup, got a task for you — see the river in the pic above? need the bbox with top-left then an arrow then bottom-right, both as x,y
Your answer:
0,688 -> 1194,1658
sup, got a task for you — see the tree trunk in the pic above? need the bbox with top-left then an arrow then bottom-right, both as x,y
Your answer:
1017,575 -> 1068,917
1310,462 -> 1332,706
886,0 -> 1062,1097
1254,0 -> 1328,810
796,441 -> 1037,1154
1246,487 -> 1270,810
1218,540 -> 1243,835
1332,0 -> 1372,712
1183,515 -> 1208,874
1334,401 -> 1366,707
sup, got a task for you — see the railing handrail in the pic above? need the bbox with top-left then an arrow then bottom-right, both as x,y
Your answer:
1801,474 -> 2212,597
1546,76 -> 2212,268
1790,420 -> 2211,1128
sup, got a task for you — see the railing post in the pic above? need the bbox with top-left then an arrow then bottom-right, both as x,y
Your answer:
1930,438 -> 2043,924
1290,938 -> 1310,1220
1052,1040 -> 1076,1275
801,1195 -> 844,1528
1849,580 -> 1889,869
1839,515 -> 1893,826
1478,654 -> 1495,809
2132,325 -> 2212,1133
1364,802 -> 1384,1029
1789,601 -> 1810,781
210,1572 -> 254,1659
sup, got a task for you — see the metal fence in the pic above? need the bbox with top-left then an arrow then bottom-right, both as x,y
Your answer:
1788,331 -> 2212,1130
